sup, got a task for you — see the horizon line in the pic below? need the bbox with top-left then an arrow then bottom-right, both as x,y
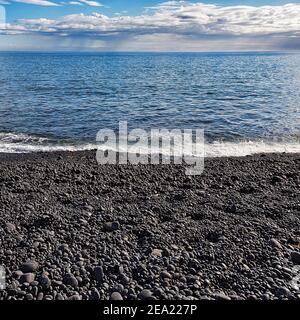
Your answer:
0,49 -> 299,54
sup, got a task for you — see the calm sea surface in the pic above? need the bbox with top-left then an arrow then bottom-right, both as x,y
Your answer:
0,52 -> 299,155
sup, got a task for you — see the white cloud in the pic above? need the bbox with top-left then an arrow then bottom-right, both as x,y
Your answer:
13,0 -> 60,6
8,2 -> 300,36
1,2 -> 300,50
78,0 -> 103,7
145,1 -> 187,11
69,1 -> 83,5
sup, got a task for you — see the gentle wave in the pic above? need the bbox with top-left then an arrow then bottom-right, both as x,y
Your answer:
0,132 -> 96,153
1,132 -> 300,157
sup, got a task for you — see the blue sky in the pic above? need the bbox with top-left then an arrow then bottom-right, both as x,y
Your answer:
1,1 -> 300,51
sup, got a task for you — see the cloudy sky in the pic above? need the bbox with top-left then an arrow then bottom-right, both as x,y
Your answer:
0,1 -> 300,51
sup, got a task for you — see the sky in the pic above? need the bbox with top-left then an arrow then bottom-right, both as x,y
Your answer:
0,1 -> 300,51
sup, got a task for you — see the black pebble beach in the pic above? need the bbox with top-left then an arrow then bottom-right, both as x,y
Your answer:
0,151 -> 300,300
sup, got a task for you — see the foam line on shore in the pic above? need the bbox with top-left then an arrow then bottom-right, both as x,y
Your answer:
1,132 -> 300,157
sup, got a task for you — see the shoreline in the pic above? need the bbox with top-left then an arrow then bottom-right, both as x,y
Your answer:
0,151 -> 300,300
0,149 -> 300,160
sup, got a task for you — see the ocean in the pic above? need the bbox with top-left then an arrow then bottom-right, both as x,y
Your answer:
0,51 -> 299,156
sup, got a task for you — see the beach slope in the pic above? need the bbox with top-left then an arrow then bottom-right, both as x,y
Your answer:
0,151 -> 300,300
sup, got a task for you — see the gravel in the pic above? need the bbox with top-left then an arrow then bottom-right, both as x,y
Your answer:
0,151 -> 300,300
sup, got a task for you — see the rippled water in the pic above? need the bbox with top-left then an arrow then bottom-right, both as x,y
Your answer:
0,52 -> 299,155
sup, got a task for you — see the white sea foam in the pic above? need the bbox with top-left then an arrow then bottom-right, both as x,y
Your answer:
204,140 -> 300,157
0,132 -> 96,153
1,132 -> 300,157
